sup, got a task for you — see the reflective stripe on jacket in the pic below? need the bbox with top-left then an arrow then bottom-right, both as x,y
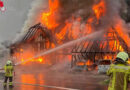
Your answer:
4,65 -> 13,77
107,64 -> 130,90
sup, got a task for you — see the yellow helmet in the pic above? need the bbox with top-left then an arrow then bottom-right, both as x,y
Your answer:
116,52 -> 129,62
6,60 -> 12,65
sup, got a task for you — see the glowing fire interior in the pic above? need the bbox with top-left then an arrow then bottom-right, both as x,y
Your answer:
41,0 -> 59,29
13,0 -> 129,65
92,0 -> 106,23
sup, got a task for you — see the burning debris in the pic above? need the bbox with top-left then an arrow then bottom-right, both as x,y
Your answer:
11,23 -> 53,64
71,27 -> 128,68
12,0 -> 130,66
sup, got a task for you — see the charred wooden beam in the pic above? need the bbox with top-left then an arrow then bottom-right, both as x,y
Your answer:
71,28 -> 129,67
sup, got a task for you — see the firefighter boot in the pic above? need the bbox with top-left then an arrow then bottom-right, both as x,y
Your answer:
3,83 -> 7,88
9,82 -> 13,88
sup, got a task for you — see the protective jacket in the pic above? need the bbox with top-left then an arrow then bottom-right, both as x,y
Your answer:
4,65 -> 13,77
107,64 -> 130,90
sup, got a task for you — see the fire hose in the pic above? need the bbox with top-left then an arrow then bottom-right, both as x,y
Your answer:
14,82 -> 80,90
0,80 -> 79,90
0,31 -> 103,90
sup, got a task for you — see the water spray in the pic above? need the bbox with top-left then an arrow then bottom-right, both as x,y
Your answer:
14,31 -> 103,66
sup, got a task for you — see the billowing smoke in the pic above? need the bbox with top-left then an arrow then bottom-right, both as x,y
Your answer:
22,0 -> 48,32
14,0 -> 129,41
21,0 -> 94,33
12,0 -> 48,43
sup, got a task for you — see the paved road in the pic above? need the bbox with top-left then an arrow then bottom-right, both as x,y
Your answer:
1,64 -> 108,90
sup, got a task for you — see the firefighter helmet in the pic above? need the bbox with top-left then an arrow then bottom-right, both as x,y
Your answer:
116,52 -> 129,62
6,60 -> 12,65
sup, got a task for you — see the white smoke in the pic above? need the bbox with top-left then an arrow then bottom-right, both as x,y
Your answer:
12,0 -> 48,44
22,0 -> 48,32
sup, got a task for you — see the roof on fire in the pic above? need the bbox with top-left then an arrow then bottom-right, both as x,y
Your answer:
12,23 -> 50,45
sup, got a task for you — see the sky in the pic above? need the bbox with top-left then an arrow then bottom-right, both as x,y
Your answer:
0,0 -> 33,42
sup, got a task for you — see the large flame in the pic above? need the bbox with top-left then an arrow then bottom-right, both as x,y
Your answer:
92,0 -> 106,22
41,0 -> 59,29
114,20 -> 130,47
14,48 -> 51,65
13,0 -> 130,66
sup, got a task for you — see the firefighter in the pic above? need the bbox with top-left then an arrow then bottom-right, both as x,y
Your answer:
3,60 -> 14,88
107,52 -> 130,90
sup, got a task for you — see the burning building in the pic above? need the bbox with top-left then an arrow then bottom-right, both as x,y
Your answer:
71,27 -> 129,68
11,0 -> 130,66
10,23 -> 54,64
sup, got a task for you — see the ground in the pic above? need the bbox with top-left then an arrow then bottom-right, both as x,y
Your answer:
1,63 -> 129,90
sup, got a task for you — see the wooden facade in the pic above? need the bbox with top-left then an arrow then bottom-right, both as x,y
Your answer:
10,23 -> 51,56
71,28 -> 130,68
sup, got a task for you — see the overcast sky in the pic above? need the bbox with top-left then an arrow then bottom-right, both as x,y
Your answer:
0,0 -> 34,42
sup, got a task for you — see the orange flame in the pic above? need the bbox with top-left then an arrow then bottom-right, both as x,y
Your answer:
92,0 -> 106,22
85,17 -> 94,34
41,0 -> 59,29
13,48 -> 51,65
76,62 -> 85,66
86,60 -> 93,66
114,21 -> 130,47
107,28 -> 124,52
38,58 -> 43,63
